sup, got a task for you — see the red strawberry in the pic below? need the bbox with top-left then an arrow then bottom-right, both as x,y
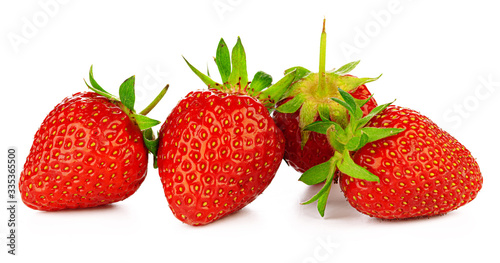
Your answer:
157,38 -> 295,225
274,82 -> 376,173
300,89 -> 483,219
340,105 -> 483,219
273,19 -> 379,175
19,67 -> 167,211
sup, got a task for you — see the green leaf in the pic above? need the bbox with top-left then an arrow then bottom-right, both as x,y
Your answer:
143,128 -> 159,169
345,132 -> 369,151
318,104 -> 330,121
298,100 -> 319,148
143,128 -> 159,153
119,75 -> 136,112
336,74 -> 382,92
331,97 -> 354,116
183,56 -> 218,87
276,93 -> 305,114
317,183 -> 331,217
333,60 -> 360,75
260,69 -> 297,107
337,88 -> 363,120
353,95 -> 373,108
361,127 -> 405,143
250,71 -> 272,92
228,37 -> 248,86
304,120 -> 343,135
215,38 -> 231,83
285,66 -> 311,82
89,65 -> 108,94
139,84 -> 169,116
133,114 -> 161,131
326,125 -> 347,153
302,154 -> 339,206
299,159 -> 332,185
357,100 -> 395,128
86,66 -> 116,100
337,149 -> 379,182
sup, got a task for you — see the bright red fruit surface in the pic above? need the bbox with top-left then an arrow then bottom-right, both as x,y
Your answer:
19,92 -> 148,211
157,90 -> 285,226
340,105 -> 483,219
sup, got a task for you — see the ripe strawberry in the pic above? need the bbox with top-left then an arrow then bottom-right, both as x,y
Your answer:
273,19 -> 379,174
300,89 -> 483,219
19,67 -> 167,211
340,105 -> 483,219
157,38 -> 296,225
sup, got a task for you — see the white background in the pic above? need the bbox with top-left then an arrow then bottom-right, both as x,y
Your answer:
1,1 -> 499,262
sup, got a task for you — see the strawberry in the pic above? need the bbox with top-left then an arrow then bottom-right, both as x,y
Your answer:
340,105 -> 483,219
273,19 -> 379,174
300,89 -> 483,218
19,67 -> 167,211
157,38 -> 296,225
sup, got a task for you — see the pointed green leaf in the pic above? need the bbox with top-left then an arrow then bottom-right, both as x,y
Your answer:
302,155 -> 339,206
228,37 -> 248,86
317,183 -> 331,217
304,120 -> 343,135
260,69 -> 297,107
249,71 -> 272,93
353,95 -> 373,108
337,150 -> 379,182
345,132 -> 369,151
299,100 -> 319,148
84,79 -> 116,100
183,56 -> 218,87
337,88 -> 363,119
336,74 -> 382,92
331,97 -> 354,116
318,104 -> 330,121
89,65 -> 109,94
139,84 -> 169,116
334,60 -> 360,75
361,127 -> 405,143
119,75 -> 136,112
357,100 -> 395,128
299,159 -> 333,185
285,66 -> 311,82
133,114 -> 161,131
326,125 -> 347,153
276,93 -> 305,114
143,128 -> 159,153
215,38 -> 231,83
86,66 -> 116,100
143,128 -> 159,168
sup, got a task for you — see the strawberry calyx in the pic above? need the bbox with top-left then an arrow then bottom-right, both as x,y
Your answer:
275,19 -> 381,148
299,89 -> 405,216
84,65 -> 168,167
183,37 -> 297,110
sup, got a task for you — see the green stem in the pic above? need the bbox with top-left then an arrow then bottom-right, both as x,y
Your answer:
318,18 -> 327,96
139,84 -> 169,115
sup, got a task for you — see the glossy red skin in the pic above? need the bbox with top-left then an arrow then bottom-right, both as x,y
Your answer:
157,90 -> 285,226
340,105 -> 483,219
273,84 -> 377,174
19,92 -> 148,211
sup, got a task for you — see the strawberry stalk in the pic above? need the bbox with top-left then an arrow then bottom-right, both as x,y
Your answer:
183,37 -> 297,109
275,19 -> 382,149
84,65 -> 167,167
318,19 -> 327,97
300,89 -> 405,216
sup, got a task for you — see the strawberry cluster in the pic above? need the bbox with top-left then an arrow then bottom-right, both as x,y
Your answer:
19,20 -> 482,225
